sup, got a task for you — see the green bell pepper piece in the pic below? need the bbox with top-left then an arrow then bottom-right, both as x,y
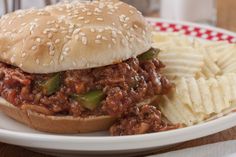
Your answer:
72,90 -> 104,110
42,73 -> 61,96
137,48 -> 160,61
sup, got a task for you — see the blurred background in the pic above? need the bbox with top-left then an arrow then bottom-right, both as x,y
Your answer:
0,0 -> 235,32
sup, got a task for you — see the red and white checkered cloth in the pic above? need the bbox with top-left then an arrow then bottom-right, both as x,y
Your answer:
147,19 -> 236,43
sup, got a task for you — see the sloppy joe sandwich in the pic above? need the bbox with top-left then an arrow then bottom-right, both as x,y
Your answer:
0,0 -> 175,135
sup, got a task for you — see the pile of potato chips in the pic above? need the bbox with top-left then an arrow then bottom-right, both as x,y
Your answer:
152,32 -> 236,126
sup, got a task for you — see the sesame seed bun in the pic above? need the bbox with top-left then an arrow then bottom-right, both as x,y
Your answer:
0,0 -> 151,73
0,97 -> 116,133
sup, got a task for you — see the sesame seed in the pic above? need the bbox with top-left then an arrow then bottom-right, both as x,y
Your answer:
55,39 -> 60,44
68,28 -> 73,33
60,26 -> 66,30
73,15 -> 78,18
63,51 -> 68,56
58,7 -> 63,11
116,2 -> 123,6
32,45 -> 37,50
69,24 -> 74,29
47,21 -> 52,25
21,53 -> 26,58
105,27 -> 111,30
84,20 -> 90,24
98,29 -> 104,33
21,23 -> 26,26
122,39 -> 126,45
134,24 -> 138,29
37,12 -> 45,15
119,15 -> 126,22
130,37 -> 134,42
82,36 -> 88,45
49,51 -> 55,56
87,12 -> 92,15
90,28 -> 95,32
112,38 -> 116,44
93,12 -> 99,15
94,8 -> 102,13
62,31 -> 67,34
36,59 -> 40,64
95,40 -> 101,44
82,9 -> 87,12
64,47 -> 70,52
96,35 -> 102,39
43,30 -> 48,34
79,32 -> 85,36
108,5 -> 114,9
110,9 -> 115,12
47,42 -> 54,48
129,10 -> 134,14
60,55 -> 64,61
73,62 -> 77,66
50,60 -> 54,65
10,57 -> 15,63
66,5 -> 72,9
98,3 -> 105,9
112,31 -> 117,38
74,28 -> 81,34
2,52 -> 6,58
75,34 -> 79,40
96,18 -> 103,21
8,20 -> 13,25
78,16 -> 85,20
36,38 -> 41,43
48,33 -> 53,38
76,24 -> 82,27
102,36 -> 108,40
66,35 -> 72,39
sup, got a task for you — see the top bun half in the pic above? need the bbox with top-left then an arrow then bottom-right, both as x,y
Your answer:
0,0 -> 152,73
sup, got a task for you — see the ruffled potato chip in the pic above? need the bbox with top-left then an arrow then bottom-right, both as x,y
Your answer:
157,47 -> 204,80
152,32 -> 236,126
158,74 -> 236,126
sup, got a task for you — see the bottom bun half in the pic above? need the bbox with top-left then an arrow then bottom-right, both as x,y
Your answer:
0,97 -> 116,134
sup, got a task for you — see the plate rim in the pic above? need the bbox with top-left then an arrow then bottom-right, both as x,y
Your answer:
1,112 -> 236,151
0,18 -> 236,151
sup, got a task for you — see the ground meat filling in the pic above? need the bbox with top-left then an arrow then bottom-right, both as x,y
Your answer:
110,105 -> 178,136
0,53 -> 174,135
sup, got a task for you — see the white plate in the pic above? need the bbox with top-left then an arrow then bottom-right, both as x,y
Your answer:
0,18 -> 236,157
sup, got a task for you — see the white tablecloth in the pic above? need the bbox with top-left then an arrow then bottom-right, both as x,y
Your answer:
149,140 -> 236,157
